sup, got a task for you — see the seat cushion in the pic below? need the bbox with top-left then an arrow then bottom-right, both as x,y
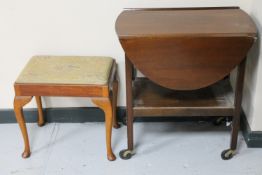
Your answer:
16,56 -> 114,85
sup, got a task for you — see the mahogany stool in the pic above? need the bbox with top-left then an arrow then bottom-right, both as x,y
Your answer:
13,56 -> 120,161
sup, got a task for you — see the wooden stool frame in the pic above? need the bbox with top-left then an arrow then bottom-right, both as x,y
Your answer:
14,61 -> 120,161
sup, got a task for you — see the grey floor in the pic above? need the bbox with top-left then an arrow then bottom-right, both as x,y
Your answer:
1,122 -> 262,175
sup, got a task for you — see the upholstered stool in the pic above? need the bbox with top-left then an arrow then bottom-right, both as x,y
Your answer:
13,56 -> 120,161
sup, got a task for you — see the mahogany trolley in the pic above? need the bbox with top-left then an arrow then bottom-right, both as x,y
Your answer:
115,7 -> 257,160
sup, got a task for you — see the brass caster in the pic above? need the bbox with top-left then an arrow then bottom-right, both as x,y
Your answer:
119,149 -> 133,160
221,149 -> 236,160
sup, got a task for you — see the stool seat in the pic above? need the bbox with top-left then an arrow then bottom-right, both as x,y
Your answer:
16,56 -> 113,85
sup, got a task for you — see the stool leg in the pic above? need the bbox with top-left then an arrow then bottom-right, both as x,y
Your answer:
13,96 -> 33,158
92,98 -> 116,161
112,76 -> 120,129
35,96 -> 45,127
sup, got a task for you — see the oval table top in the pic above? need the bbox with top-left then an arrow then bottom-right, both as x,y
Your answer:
116,7 -> 257,90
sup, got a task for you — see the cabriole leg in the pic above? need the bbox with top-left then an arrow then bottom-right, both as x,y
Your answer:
112,74 -> 120,129
14,96 -> 33,158
35,96 -> 45,127
92,98 -> 116,161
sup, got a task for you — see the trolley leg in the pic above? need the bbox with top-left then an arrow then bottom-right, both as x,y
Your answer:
221,58 -> 246,160
121,64 -> 136,126
119,55 -> 134,160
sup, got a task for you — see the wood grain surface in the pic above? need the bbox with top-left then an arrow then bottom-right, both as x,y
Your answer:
116,8 -> 257,90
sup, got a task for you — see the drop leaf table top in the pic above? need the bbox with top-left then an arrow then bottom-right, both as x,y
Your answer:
116,7 -> 257,90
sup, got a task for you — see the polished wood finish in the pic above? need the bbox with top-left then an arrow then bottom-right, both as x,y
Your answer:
125,55 -> 134,150
91,98 -> 115,161
14,61 -> 119,161
112,73 -> 120,129
119,37 -> 254,90
116,8 -> 257,90
13,96 -> 33,158
116,7 -> 257,159
116,9 -> 256,38
133,78 -> 234,117
35,96 -> 45,126
230,59 -> 246,150
14,84 -> 109,97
